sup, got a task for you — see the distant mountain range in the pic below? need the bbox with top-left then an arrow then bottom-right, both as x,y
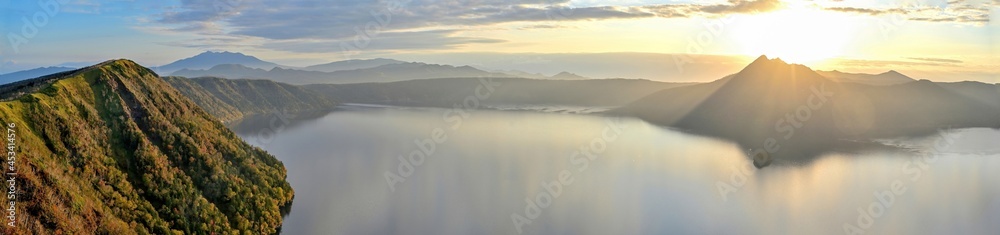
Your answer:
172,62 -> 516,85
0,66 -> 76,85
152,51 -> 284,74
302,58 -> 406,72
305,77 -> 692,108
8,52 -> 723,87
489,69 -> 548,79
549,71 -> 590,80
817,70 -> 916,86
172,64 -> 270,79
163,76 -> 337,122
153,51 -> 610,83
613,55 -> 999,167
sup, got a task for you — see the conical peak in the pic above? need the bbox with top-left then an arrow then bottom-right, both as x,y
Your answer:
204,51 -> 242,55
84,59 -> 161,78
750,55 -> 770,64
95,59 -> 140,67
771,57 -> 786,64
740,55 -> 791,73
882,70 -> 902,76
751,55 -> 788,64
727,54 -> 831,86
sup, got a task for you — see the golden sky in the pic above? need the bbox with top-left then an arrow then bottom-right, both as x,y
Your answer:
1,0 -> 997,82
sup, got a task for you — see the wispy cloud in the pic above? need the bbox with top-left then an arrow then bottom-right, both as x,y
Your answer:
830,58 -> 963,68
148,0 -> 994,54
822,0 -> 993,24
262,30 -> 507,53
157,36 -> 262,50
698,0 -> 783,14
823,7 -> 905,15
151,0 -> 788,52
907,57 -> 964,63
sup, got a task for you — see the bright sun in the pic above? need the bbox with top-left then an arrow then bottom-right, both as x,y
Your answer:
732,5 -> 856,64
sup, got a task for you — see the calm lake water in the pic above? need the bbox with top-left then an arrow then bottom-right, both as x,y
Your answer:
232,105 -> 1000,235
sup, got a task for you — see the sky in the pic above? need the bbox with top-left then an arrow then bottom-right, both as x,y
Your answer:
0,0 -> 997,82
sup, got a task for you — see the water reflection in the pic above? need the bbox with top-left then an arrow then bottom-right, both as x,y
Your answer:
233,106 -> 1000,235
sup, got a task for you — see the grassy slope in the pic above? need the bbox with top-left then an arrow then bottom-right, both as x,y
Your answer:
0,60 -> 292,234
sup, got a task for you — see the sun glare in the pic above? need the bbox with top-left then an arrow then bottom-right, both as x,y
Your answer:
731,5 -> 857,64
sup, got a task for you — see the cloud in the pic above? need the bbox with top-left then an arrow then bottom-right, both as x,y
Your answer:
517,24 -> 577,30
822,0 -> 992,24
152,0 -> 786,52
829,58 -> 962,68
699,0 -> 784,14
157,36 -> 262,50
823,7 -> 904,15
216,3 -> 671,40
158,0 -> 246,24
149,0 -> 989,54
261,30 -> 507,53
907,57 -> 964,63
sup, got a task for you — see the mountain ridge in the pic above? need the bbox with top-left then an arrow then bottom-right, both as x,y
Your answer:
301,58 -> 405,72
0,59 -> 294,234
0,66 -> 77,85
550,71 -> 589,80
306,77 -> 693,108
154,51 -> 283,74
164,76 -> 338,122
816,69 -> 917,86
172,61 -> 515,85
614,55 -> 999,167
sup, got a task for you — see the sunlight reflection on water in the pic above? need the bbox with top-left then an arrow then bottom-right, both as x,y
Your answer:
234,106 -> 1000,235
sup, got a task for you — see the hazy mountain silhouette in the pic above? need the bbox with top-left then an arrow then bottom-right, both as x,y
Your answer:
549,71 -> 590,80
489,69 -> 549,79
614,55 -> 999,167
817,70 -> 916,86
172,64 -> 270,79
306,77 -> 692,108
153,51 -> 283,74
0,66 -> 76,85
302,58 -> 406,72
172,62 -> 513,85
163,76 -> 337,122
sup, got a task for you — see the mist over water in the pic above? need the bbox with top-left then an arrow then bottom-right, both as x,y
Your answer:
233,106 -> 1000,235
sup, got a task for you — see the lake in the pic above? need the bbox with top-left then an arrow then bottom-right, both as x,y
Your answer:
232,105 -> 1000,235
